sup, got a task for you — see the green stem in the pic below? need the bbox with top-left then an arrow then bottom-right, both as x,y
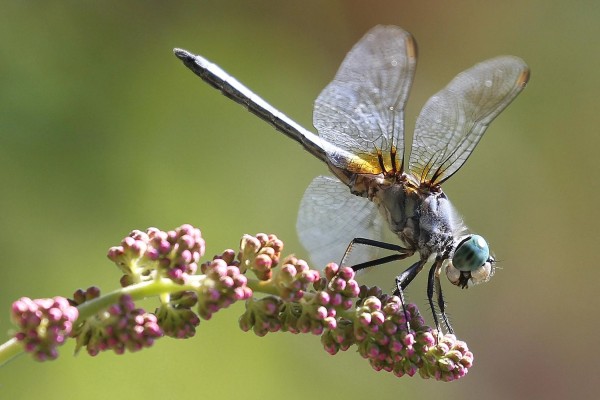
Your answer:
0,275 -> 330,367
0,277 -> 201,367
0,338 -> 24,367
246,278 -> 281,296
75,278 -> 200,320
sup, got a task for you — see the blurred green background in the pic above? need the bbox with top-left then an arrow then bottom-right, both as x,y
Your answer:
0,1 -> 598,399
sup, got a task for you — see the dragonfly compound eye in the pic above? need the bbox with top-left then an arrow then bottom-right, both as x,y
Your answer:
452,235 -> 490,272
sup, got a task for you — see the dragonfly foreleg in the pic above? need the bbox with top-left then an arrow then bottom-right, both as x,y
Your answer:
427,259 -> 454,336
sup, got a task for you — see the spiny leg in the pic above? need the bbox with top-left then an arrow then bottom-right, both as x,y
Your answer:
342,238 -> 413,331
426,263 -> 442,335
392,284 -> 412,332
341,238 -> 419,334
427,259 -> 454,336
340,237 -> 412,269
349,253 -> 412,273
433,260 -> 453,334
392,259 -> 427,333
394,258 -> 427,292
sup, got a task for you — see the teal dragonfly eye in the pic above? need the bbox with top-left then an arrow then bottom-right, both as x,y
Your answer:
453,235 -> 490,272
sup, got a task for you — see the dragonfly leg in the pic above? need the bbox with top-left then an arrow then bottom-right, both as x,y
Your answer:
349,253 -> 412,273
435,272 -> 454,335
393,259 -> 427,292
341,237 -> 413,272
427,259 -> 454,336
340,238 -> 414,271
345,237 -> 411,254
339,239 -> 418,333
392,283 -> 412,333
392,259 -> 427,333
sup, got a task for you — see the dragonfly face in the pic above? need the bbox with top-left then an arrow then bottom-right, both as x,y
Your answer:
175,25 -> 529,334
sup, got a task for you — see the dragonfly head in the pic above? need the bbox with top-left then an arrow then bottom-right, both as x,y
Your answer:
445,235 -> 495,288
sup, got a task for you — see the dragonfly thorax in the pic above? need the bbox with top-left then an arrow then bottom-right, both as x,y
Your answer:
374,181 -> 464,260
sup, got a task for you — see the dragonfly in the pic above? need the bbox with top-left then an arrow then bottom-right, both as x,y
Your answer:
174,25 -> 529,334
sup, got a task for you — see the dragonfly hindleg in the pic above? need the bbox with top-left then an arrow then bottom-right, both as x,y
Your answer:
341,237 -> 413,272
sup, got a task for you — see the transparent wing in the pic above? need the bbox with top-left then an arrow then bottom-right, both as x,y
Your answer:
297,176 -> 384,269
314,25 -> 417,175
409,56 -> 530,185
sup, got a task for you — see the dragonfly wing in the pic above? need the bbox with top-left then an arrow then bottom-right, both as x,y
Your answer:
409,56 -> 529,185
314,25 -> 417,174
297,175 -> 384,269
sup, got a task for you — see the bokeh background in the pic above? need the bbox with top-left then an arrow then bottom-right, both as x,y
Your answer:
0,1 -> 598,399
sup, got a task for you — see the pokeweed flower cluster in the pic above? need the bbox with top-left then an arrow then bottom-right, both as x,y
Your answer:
2,224 -> 473,381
